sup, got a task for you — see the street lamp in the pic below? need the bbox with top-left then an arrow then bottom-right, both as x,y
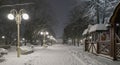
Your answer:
22,38 -> 25,41
2,36 -> 5,39
7,9 -> 29,57
2,36 -> 5,44
40,31 -> 49,46
89,36 -> 92,39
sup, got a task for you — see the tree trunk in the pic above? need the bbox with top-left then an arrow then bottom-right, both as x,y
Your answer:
96,0 -> 100,24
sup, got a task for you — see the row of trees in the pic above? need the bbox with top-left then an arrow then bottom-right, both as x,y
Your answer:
0,0 -> 55,45
63,0 -> 120,45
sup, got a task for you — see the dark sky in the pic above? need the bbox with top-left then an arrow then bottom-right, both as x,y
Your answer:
47,0 -> 76,38
0,0 -> 80,38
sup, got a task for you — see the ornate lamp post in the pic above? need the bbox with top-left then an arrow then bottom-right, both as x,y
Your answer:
40,31 -> 49,46
7,9 -> 29,57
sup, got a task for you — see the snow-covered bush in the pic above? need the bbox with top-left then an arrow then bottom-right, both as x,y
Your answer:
0,48 -> 8,55
20,46 -> 34,55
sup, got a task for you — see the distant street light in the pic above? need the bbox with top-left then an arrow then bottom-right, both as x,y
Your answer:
22,38 -> 25,41
41,31 -> 49,46
89,36 -> 92,39
2,36 -> 5,44
80,40 -> 83,43
8,9 -> 29,57
2,36 -> 5,39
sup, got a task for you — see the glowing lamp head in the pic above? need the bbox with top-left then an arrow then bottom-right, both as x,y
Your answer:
45,32 -> 49,35
22,13 -> 29,20
8,14 -> 14,20
41,32 -> 43,35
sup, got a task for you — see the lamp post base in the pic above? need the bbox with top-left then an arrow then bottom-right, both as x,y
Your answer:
17,47 -> 20,57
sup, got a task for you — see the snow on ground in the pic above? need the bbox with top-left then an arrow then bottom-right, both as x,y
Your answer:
0,44 -> 120,65
0,44 -> 83,65
69,45 -> 120,65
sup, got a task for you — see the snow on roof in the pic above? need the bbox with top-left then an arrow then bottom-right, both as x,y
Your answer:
89,24 -> 107,33
82,28 -> 88,36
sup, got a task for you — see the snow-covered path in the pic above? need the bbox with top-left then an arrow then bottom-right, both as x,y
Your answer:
0,44 -> 83,65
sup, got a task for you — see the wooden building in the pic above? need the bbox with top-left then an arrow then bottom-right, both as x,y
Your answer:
110,3 -> 120,60
89,24 -> 109,54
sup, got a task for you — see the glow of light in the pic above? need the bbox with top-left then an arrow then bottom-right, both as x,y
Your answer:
22,38 -> 25,41
80,40 -> 82,42
89,36 -> 92,39
22,13 -> 29,20
45,32 -> 49,35
8,14 -> 14,20
41,32 -> 43,35
2,36 -> 5,39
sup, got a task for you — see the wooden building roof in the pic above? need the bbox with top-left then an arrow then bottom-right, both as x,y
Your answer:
110,3 -> 120,24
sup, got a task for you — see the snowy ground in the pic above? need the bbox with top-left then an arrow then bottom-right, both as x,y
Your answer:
0,44 -> 120,65
0,44 -> 83,65
69,45 -> 120,65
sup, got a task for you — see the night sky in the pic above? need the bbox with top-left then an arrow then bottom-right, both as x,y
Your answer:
0,0 -> 81,38
47,0 -> 76,38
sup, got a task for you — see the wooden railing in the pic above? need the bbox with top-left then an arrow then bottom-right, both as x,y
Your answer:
115,33 -> 120,42
97,40 -> 110,55
115,33 -> 120,58
88,42 -> 97,54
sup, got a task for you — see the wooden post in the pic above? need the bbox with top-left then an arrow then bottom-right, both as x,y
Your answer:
111,23 -> 117,60
97,33 -> 100,54
85,39 -> 89,51
97,42 -> 100,54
